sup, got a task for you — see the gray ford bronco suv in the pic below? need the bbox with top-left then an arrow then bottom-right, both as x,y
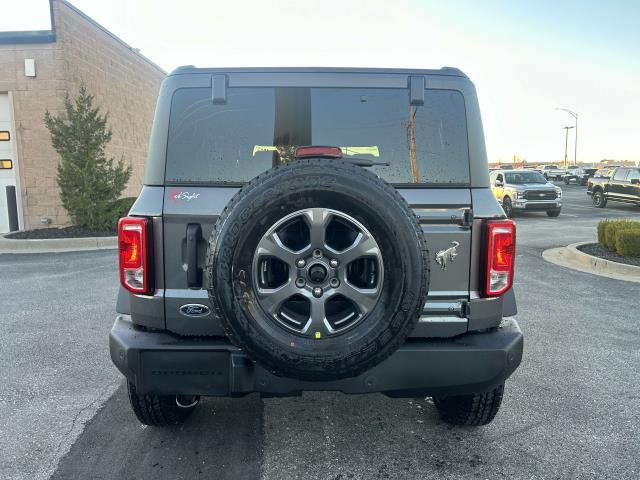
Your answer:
110,67 -> 522,427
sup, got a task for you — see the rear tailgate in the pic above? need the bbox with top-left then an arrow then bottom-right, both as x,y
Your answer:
162,186 -> 472,336
151,69 -> 490,337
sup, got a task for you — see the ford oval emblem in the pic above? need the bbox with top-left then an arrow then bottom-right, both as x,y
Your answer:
179,304 -> 210,317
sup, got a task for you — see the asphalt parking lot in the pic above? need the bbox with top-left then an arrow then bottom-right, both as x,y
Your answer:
1,182 -> 639,480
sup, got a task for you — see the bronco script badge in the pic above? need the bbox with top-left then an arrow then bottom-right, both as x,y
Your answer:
169,189 -> 200,203
435,241 -> 460,271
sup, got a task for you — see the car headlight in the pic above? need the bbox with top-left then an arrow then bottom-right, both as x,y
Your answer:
515,191 -> 525,199
556,188 -> 562,198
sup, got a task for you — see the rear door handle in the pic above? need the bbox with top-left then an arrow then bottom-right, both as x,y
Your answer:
186,223 -> 202,288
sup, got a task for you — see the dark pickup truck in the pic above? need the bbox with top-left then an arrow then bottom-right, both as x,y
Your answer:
564,166 -> 597,186
587,166 -> 640,208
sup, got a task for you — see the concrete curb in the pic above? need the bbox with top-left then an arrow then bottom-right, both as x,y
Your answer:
0,234 -> 117,254
543,241 -> 640,283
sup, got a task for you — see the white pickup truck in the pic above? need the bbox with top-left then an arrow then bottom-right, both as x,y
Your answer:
540,164 -> 568,180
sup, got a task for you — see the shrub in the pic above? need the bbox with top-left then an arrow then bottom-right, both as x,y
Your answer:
44,85 -> 131,230
110,196 -> 136,218
598,219 -> 640,255
603,221 -> 620,251
100,196 -> 136,231
597,219 -> 610,246
614,227 -> 640,257
599,219 -> 640,251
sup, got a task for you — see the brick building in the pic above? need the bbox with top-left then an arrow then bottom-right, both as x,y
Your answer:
0,0 -> 165,232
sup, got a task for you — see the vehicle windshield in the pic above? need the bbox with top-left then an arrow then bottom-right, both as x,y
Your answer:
505,171 -> 547,184
166,87 -> 470,185
595,168 -> 614,177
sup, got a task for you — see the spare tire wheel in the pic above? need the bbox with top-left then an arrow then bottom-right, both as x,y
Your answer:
206,159 -> 430,381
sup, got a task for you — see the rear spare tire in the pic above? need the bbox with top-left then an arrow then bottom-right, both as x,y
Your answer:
206,159 -> 430,381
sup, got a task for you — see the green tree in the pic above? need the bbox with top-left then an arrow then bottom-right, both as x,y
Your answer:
44,85 -> 131,230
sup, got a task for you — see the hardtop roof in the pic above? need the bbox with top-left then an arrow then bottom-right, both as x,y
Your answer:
168,66 -> 467,77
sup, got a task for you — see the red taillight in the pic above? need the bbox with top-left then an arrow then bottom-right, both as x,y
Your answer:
118,217 -> 152,295
295,146 -> 343,158
484,219 -> 515,296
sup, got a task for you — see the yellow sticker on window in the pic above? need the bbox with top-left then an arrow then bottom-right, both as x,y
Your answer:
341,146 -> 380,157
0,159 -> 13,169
252,145 -> 380,157
252,145 -> 278,156
0,131 -> 9,141
315,332 -> 321,339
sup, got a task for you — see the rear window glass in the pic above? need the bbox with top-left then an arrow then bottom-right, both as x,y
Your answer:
166,87 -> 470,184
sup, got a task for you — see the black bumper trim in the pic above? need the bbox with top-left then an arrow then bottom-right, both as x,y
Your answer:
110,316 -> 523,397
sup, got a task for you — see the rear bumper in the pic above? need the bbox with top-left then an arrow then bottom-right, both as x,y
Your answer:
110,316 -> 523,398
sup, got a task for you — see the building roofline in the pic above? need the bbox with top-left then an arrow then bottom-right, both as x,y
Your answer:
0,0 -> 56,45
0,31 -> 55,44
59,0 -> 165,75
0,1 -> 165,75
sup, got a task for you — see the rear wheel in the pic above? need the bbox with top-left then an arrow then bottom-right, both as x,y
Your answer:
564,177 -> 570,185
434,384 -> 504,426
127,382 -> 199,427
592,190 -> 607,208
546,209 -> 561,217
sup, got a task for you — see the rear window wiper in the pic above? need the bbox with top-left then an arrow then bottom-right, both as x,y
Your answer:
343,157 -> 390,167
294,146 -> 389,167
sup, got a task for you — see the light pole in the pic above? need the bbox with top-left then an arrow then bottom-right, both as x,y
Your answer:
556,107 -> 578,165
563,126 -> 574,168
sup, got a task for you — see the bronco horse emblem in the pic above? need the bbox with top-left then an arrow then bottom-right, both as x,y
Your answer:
435,241 -> 460,271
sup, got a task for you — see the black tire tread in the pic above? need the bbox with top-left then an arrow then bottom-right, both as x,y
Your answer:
127,382 -> 197,427
434,384 -> 504,426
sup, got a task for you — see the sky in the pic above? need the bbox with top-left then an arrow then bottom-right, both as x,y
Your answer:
3,0 -> 639,164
